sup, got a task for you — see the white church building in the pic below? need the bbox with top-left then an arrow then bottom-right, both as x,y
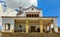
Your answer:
0,0 -> 58,33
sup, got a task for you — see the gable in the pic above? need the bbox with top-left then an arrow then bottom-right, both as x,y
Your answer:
24,6 -> 42,10
23,6 -> 42,12
16,6 -> 42,16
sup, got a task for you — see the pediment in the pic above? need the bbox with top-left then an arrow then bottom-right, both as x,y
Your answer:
24,6 -> 42,10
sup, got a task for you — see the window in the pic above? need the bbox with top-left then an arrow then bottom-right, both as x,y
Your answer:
32,14 -> 33,17
34,14 -> 36,17
32,8 -> 34,10
26,14 -> 39,17
37,14 -> 39,17
29,14 -> 31,17
26,14 -> 28,17
5,23 -> 10,30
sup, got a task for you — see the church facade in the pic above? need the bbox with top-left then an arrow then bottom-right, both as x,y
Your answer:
1,6 -> 58,33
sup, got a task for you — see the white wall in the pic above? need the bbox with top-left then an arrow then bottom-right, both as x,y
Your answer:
19,7 -> 42,17
2,18 -> 14,32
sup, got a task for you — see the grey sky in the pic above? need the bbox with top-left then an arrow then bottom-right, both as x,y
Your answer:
5,0 -> 37,9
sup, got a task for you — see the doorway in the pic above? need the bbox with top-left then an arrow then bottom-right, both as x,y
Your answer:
30,26 -> 36,32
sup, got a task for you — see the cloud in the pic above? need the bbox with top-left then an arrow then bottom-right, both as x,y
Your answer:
5,0 -> 20,9
30,0 -> 37,6
5,0 -> 37,9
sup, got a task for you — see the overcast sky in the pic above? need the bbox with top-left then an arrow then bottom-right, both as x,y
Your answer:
5,0 -> 37,9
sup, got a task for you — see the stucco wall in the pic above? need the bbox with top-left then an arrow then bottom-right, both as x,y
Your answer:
2,18 -> 14,32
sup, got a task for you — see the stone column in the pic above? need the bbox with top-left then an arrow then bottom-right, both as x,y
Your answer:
26,19 -> 29,33
40,19 -> 43,33
53,19 -> 58,32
